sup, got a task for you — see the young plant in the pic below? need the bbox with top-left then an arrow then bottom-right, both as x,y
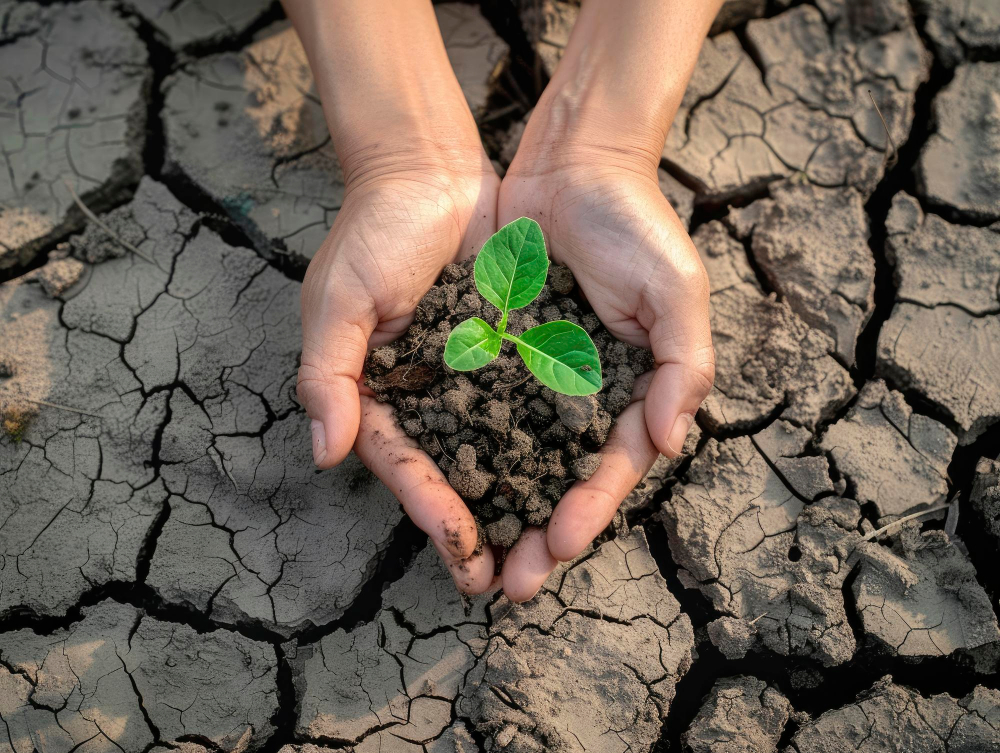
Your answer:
443,217 -> 602,396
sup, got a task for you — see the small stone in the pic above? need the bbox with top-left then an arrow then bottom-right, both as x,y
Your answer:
368,346 -> 398,373
548,264 -> 575,295
707,616 -> 755,660
570,453 -> 602,481
30,256 -> 86,297
496,724 -> 518,747
553,393 -> 598,433
456,444 -> 477,472
485,514 -> 522,549
586,409 -> 613,445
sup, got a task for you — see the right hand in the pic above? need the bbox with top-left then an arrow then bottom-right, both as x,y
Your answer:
297,160 -> 500,594
495,157 -> 714,602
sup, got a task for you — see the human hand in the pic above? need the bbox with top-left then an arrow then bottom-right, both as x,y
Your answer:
478,0 -> 721,603
297,159 -> 502,594
493,154 -> 714,602
282,0 -> 512,594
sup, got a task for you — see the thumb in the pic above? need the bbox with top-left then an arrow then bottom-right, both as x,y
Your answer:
297,272 -> 376,469
642,265 -> 715,458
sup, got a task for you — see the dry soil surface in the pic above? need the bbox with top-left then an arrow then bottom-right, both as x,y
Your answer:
2,1 -> 1000,752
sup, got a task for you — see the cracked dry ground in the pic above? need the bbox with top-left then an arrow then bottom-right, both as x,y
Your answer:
1,0 -> 999,751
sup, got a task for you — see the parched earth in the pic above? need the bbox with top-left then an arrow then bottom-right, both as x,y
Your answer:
1,1 -> 999,752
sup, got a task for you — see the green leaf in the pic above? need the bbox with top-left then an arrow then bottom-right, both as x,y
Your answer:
444,318 -> 501,371
474,217 -> 549,318
513,321 -> 602,396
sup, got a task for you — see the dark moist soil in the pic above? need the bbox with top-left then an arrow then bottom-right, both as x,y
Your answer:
365,258 -> 653,548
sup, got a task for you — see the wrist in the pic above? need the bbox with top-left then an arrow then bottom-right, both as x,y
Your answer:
338,144 -> 500,247
338,128 -> 493,194
507,89 -> 666,182
328,68 -> 487,189
507,0 -> 722,181
283,0 -> 488,191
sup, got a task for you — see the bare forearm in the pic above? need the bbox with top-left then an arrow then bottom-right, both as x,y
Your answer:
517,0 -> 724,175
281,0 -> 487,185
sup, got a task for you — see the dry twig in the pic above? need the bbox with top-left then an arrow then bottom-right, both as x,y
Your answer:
20,397 -> 103,419
861,503 -> 951,542
63,179 -> 155,264
868,89 -> 898,170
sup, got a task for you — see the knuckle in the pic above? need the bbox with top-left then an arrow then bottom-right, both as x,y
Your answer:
296,362 -> 326,389
295,360 -> 356,404
300,324 -> 368,368
295,369 -> 325,406
689,346 -> 716,395
676,256 -> 710,298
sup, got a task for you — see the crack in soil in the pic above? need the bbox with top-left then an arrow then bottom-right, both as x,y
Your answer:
2,1 -> 1000,750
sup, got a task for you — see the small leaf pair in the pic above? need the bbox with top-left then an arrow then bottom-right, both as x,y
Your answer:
443,217 -> 602,396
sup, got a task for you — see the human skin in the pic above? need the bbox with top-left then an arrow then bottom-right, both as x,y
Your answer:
282,0 -> 722,601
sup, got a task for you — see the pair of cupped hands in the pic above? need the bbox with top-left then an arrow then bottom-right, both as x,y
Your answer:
297,115 -> 715,602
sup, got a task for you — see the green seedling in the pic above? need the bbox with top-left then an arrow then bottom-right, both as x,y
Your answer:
443,217 -> 602,396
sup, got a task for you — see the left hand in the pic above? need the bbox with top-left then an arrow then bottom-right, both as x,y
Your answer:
494,155 -> 715,602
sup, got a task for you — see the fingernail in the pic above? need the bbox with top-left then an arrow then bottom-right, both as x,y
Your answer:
666,413 -> 694,457
311,419 -> 327,465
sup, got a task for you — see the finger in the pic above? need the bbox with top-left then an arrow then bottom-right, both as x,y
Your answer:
298,263 -> 376,469
547,398 -> 659,562
354,395 -> 479,560
431,538 -> 496,595
501,527 -> 558,603
641,251 -> 715,458
645,351 -> 714,458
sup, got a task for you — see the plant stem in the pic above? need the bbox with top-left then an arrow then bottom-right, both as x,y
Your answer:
860,503 -> 951,542
867,89 -> 898,169
497,311 -> 509,337
20,397 -> 103,418
63,179 -> 156,264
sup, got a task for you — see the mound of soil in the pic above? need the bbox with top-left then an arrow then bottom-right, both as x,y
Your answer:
365,259 -> 653,548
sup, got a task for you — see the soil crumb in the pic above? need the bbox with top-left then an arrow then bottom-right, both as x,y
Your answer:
365,258 -> 652,546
